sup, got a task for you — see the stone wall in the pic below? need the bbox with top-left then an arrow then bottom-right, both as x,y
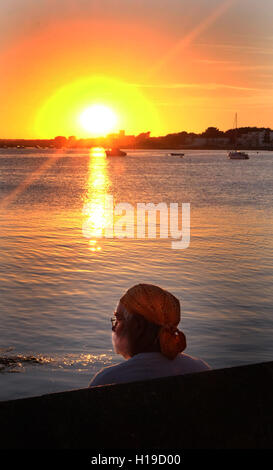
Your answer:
0,361 -> 273,449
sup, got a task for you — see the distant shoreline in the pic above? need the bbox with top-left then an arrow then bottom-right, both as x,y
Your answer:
0,145 -> 272,152
1,125 -> 273,152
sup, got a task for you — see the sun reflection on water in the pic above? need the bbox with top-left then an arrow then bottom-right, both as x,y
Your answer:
82,147 -> 111,251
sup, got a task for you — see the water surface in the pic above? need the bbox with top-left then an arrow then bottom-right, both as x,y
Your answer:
0,148 -> 272,401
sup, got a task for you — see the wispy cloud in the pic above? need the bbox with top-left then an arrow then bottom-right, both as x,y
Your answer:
195,43 -> 273,56
132,82 -> 262,92
194,59 -> 240,65
156,90 -> 273,108
220,64 -> 273,71
194,59 -> 273,71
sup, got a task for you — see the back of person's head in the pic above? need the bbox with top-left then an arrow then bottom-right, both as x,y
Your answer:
114,284 -> 186,360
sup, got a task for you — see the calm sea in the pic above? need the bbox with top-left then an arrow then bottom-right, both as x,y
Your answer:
0,148 -> 272,401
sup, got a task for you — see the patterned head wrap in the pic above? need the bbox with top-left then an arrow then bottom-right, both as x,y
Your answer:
120,284 -> 186,360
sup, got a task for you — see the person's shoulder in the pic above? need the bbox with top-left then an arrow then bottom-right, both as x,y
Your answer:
89,360 -> 128,387
176,352 -> 211,372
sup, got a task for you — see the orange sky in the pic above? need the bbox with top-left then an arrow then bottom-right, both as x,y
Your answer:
0,0 -> 273,138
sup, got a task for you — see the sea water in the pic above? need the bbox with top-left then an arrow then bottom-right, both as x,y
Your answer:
0,148 -> 272,400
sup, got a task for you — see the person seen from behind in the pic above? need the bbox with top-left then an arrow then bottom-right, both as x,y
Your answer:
89,284 -> 210,387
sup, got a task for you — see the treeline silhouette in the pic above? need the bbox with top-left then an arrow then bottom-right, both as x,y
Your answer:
0,126 -> 272,150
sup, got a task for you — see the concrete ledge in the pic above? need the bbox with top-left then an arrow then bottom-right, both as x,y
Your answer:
1,361 -> 273,449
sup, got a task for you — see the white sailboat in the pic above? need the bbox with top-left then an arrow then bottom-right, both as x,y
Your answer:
228,113 -> 249,159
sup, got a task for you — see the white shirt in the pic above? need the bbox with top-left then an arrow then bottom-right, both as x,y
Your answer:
89,352 -> 210,387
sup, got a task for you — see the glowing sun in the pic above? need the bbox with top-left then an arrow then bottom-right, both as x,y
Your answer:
79,104 -> 117,136
35,76 -> 160,138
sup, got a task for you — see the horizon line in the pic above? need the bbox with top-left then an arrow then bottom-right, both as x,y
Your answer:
1,124 -> 273,142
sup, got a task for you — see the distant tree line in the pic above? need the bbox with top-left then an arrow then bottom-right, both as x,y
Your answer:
0,126 -> 272,150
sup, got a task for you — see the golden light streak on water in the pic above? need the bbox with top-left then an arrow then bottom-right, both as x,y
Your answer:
82,147 -> 111,251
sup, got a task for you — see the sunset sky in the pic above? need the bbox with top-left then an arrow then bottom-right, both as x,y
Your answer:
1,0 -> 273,138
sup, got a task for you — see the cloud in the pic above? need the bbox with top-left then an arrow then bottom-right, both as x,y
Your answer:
195,42 -> 273,56
131,82 -> 262,92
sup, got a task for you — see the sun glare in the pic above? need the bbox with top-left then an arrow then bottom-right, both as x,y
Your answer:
79,105 -> 117,136
34,76 -> 160,138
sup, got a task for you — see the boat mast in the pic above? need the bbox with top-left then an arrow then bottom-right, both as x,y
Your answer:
234,112 -> 237,151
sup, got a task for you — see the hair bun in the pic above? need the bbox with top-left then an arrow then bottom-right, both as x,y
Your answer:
159,326 -> 186,360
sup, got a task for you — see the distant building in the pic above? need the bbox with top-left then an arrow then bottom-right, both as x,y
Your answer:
212,137 -> 229,146
237,130 -> 273,147
189,136 -> 206,146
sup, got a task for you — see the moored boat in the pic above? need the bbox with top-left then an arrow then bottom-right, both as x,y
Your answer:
228,150 -> 249,159
228,113 -> 249,159
105,148 -> 127,157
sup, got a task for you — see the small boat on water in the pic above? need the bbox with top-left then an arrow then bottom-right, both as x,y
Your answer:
228,150 -> 249,159
105,148 -> 127,157
228,113 -> 249,159
169,152 -> 184,157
